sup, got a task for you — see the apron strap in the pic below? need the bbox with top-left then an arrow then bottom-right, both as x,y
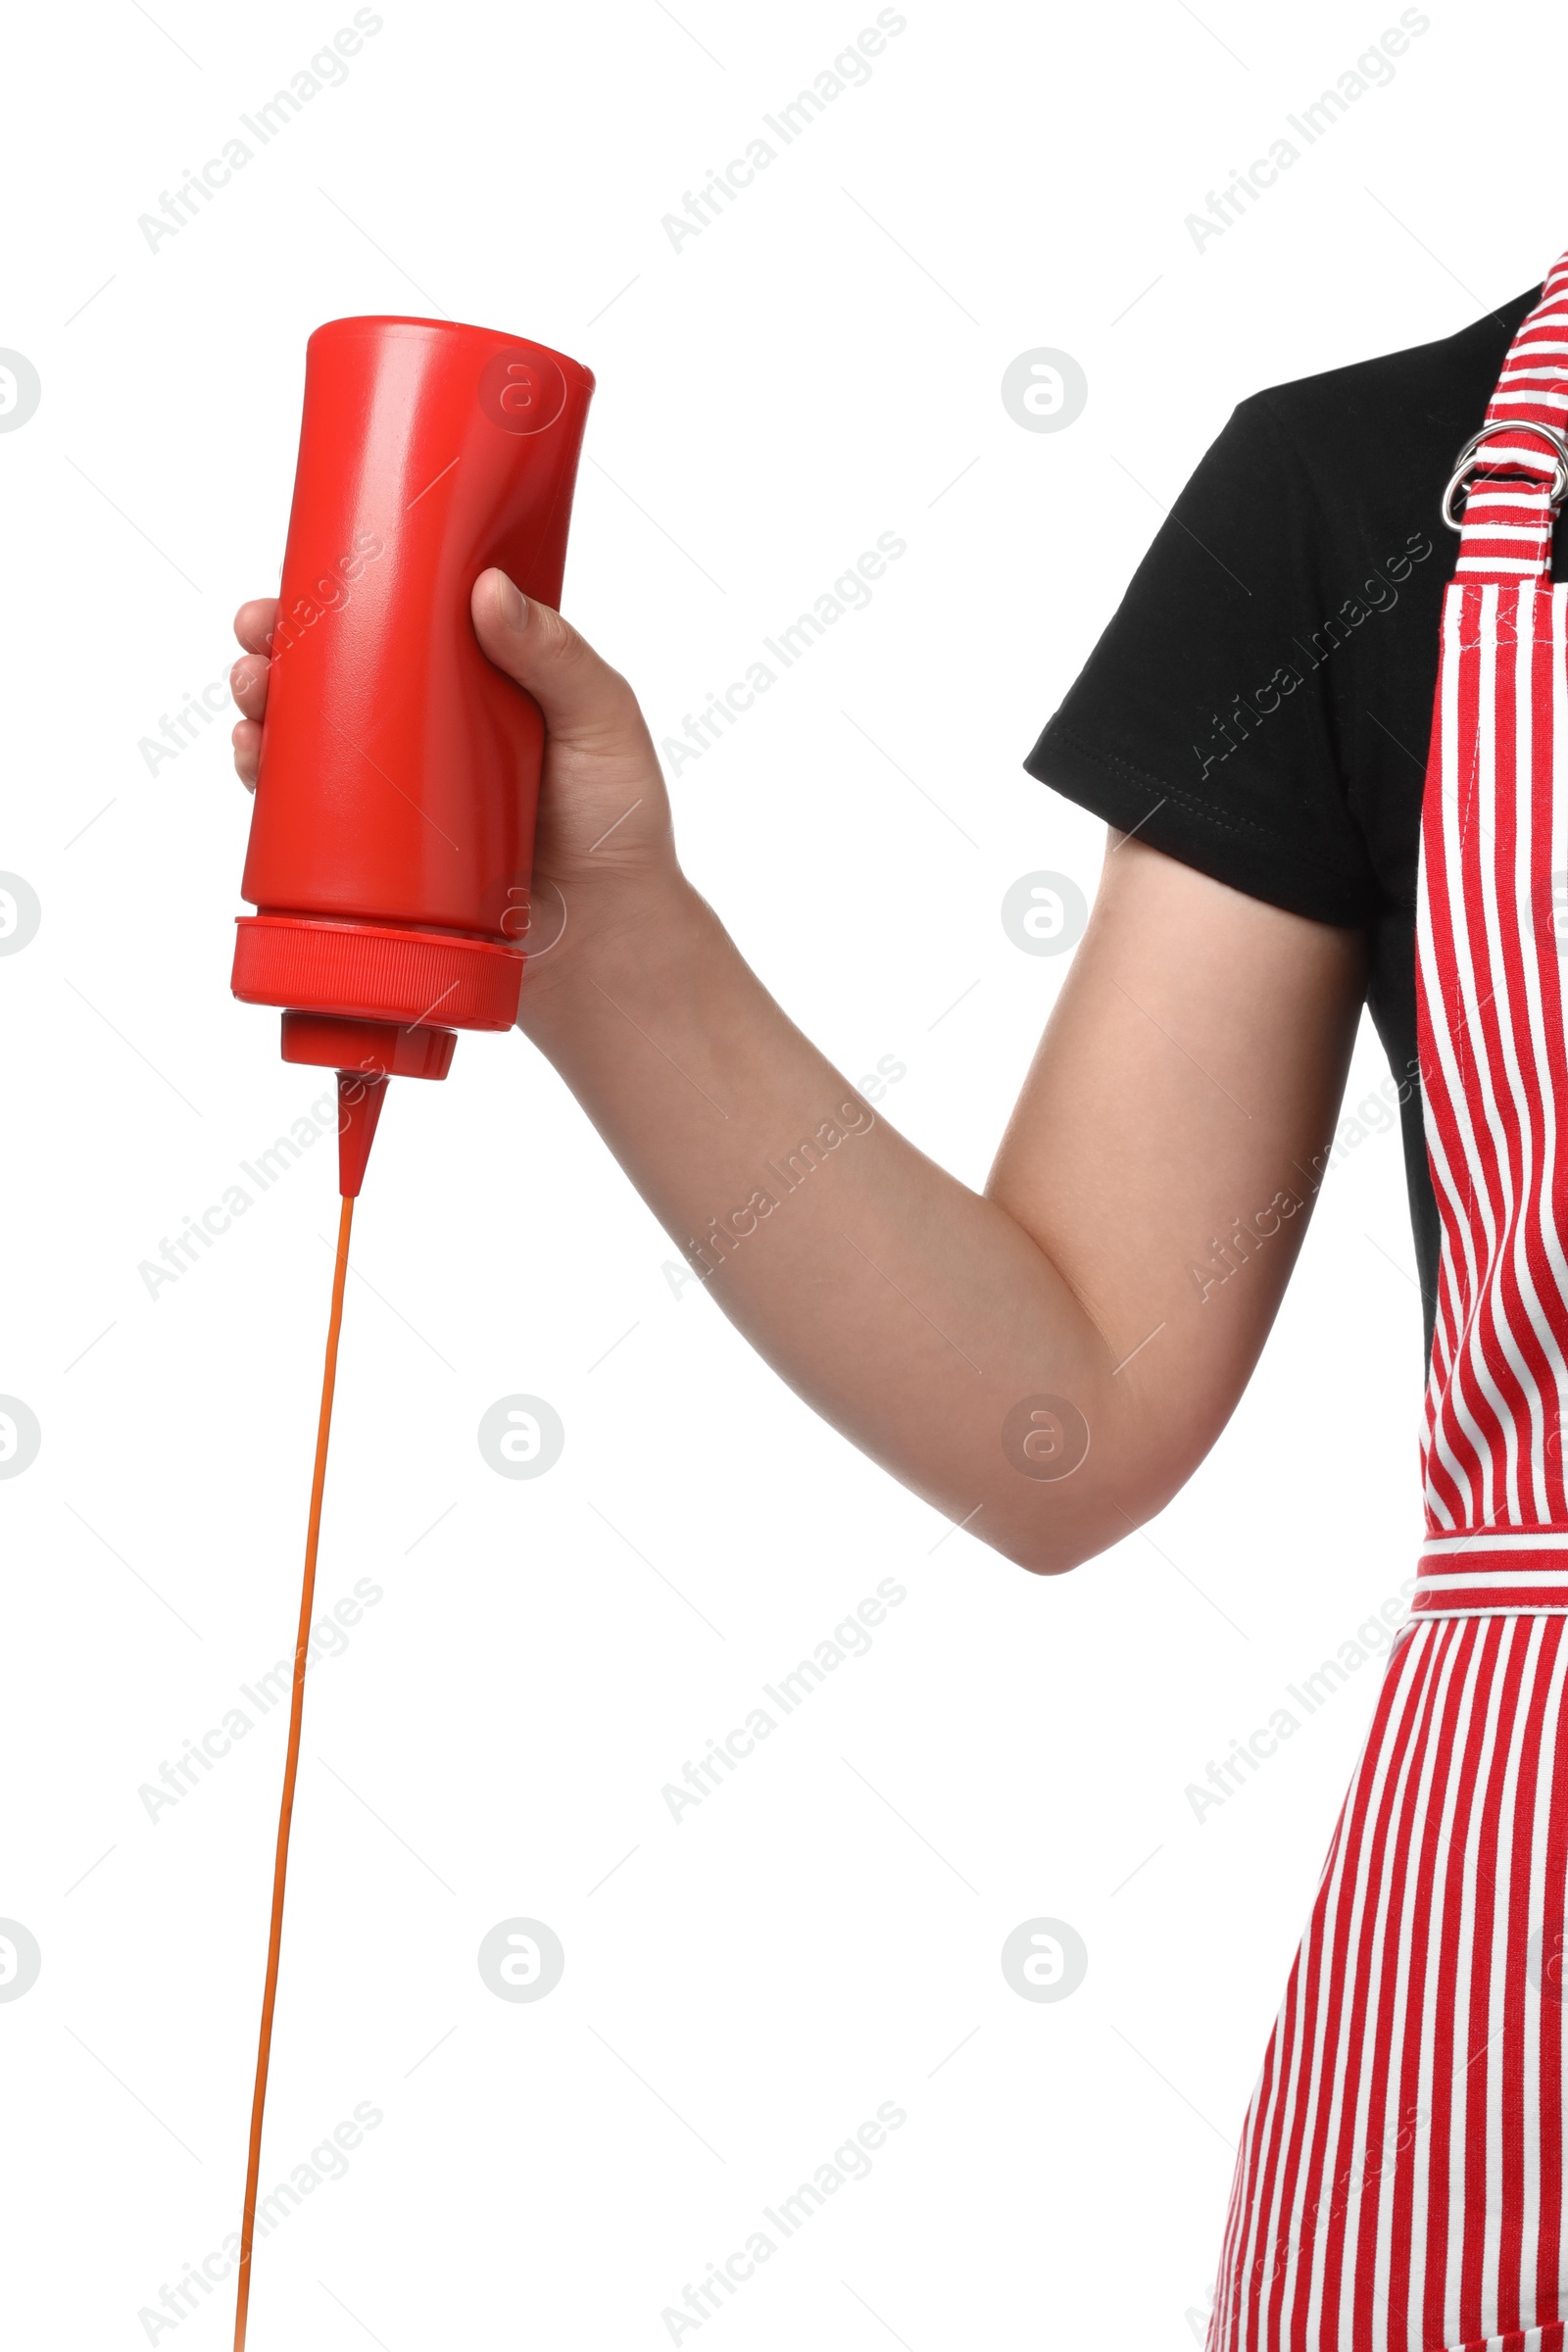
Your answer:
1445,257 -> 1568,583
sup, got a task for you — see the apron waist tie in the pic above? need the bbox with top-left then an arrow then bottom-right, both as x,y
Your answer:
1415,1535 -> 1568,1617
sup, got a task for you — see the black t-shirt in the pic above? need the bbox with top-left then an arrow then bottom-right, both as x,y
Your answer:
1026,284 -> 1548,1363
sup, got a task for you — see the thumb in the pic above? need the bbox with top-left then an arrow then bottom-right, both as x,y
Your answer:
470,567 -> 644,754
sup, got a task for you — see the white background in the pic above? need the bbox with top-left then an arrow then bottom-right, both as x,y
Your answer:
0,0 -> 1550,2344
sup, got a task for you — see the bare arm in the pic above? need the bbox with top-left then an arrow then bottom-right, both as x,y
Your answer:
231,575 -> 1366,1573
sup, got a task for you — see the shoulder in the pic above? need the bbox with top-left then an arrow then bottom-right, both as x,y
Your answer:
1234,287 -> 1541,498
1025,288 -> 1545,931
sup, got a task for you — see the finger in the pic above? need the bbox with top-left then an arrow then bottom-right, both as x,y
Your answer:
232,717 -> 262,791
234,597 -> 279,657
230,654 -> 270,722
469,568 -> 648,753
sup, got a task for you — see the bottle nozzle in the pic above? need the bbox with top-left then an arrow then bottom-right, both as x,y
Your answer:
336,1072 -> 388,1199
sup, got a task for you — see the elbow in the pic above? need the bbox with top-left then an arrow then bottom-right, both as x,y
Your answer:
936,1427 -> 1197,1579
983,1490 -> 1170,1578
985,1526 -> 1104,1578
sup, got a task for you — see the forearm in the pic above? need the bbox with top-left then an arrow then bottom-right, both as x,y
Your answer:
519,877 -> 1128,1570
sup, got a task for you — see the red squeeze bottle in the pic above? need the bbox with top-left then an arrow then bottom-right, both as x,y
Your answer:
231,314 -> 594,1191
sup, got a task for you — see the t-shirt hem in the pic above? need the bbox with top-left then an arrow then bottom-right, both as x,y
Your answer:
1024,718 -> 1378,931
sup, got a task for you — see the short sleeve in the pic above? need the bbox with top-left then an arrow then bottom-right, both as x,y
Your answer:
1025,395 -> 1381,928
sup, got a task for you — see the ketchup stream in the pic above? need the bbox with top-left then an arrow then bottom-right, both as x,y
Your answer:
232,1193 -> 355,2351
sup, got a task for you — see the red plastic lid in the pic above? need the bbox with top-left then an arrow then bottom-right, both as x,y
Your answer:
233,914 -> 524,1032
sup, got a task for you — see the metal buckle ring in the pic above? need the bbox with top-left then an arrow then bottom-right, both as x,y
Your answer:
1442,417 -> 1568,532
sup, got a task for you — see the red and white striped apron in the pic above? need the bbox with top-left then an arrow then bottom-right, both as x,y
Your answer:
1207,258 -> 1568,2352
